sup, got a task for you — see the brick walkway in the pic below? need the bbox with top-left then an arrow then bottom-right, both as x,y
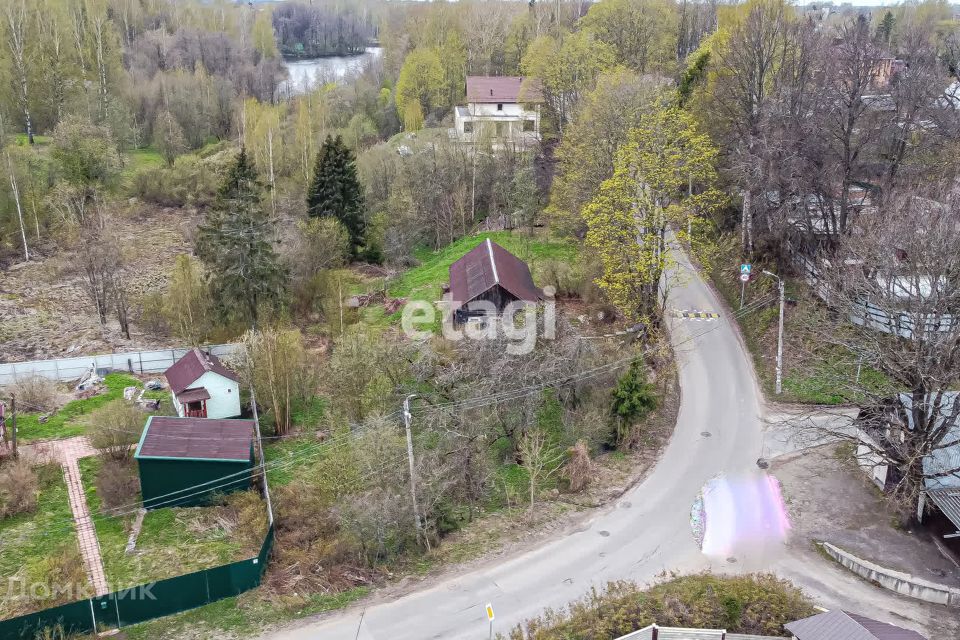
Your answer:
21,436 -> 110,596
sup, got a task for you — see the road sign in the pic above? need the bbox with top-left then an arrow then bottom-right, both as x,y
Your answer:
740,263 -> 752,275
485,603 -> 495,622
739,273 -> 750,282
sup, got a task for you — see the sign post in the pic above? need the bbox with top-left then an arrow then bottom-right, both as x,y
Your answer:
739,264 -> 752,309
486,603 -> 495,639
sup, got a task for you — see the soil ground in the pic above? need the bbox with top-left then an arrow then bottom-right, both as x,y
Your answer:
774,444 -> 960,587
0,205 -> 198,362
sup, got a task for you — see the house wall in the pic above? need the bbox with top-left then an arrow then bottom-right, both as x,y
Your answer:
454,102 -> 540,142
172,371 -> 241,419
138,456 -> 252,509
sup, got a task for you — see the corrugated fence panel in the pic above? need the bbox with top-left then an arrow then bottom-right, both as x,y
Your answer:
0,523 -> 274,635
0,599 -> 95,638
0,344 -> 240,386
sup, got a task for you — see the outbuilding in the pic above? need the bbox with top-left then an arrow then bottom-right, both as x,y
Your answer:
135,416 -> 255,509
448,238 -> 542,325
164,347 -> 241,419
784,609 -> 927,640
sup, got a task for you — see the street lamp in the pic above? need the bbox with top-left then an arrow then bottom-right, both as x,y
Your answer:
762,270 -> 785,395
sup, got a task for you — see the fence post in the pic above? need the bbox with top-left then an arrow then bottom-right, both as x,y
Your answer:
138,351 -> 144,374
54,358 -> 60,381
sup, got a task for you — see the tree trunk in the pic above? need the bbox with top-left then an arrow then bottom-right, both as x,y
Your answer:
742,189 -> 753,254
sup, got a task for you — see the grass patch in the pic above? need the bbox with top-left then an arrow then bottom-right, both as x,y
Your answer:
78,456 -> 264,591
15,373 -> 144,442
123,146 -> 166,177
12,134 -> 53,146
0,463 -> 88,619
122,586 -> 369,640
360,230 -> 577,329
707,236 -> 887,405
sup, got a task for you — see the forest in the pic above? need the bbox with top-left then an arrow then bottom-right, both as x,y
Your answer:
1,0 -> 960,632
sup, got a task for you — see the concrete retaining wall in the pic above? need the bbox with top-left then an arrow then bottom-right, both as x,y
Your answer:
820,541 -> 960,607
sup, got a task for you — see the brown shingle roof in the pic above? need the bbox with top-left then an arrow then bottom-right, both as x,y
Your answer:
164,347 -> 238,395
449,239 -> 542,308
466,76 -> 543,104
784,610 -> 928,640
135,416 -> 254,462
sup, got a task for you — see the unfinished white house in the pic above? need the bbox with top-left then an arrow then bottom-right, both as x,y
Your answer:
454,76 -> 542,147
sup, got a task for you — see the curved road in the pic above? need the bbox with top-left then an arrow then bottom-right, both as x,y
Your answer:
267,249 -> 948,639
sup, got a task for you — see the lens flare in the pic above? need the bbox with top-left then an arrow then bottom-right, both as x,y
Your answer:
696,472 -> 791,557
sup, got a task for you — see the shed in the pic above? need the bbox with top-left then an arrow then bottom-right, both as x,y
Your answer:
784,610 -> 927,640
448,239 -> 542,324
164,347 -> 241,419
135,416 -> 255,509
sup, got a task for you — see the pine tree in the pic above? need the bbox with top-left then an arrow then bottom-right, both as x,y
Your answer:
306,135 -> 366,255
195,148 -> 287,325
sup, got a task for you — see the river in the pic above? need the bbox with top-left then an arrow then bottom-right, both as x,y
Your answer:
279,47 -> 383,96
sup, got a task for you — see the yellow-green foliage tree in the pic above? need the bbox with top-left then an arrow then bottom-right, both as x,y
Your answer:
583,104 -> 724,323
547,69 -> 667,237
521,30 -> 616,135
395,47 -> 445,130
582,0 -> 680,74
238,325 -> 312,437
251,7 -> 278,59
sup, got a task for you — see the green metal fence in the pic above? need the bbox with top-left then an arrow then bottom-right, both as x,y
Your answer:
0,525 -> 274,639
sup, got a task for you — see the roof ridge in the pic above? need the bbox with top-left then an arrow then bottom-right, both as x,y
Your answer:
486,238 -> 500,284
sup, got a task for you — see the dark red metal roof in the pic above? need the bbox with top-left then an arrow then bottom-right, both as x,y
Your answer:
135,416 -> 254,462
449,239 -> 542,309
176,387 -> 211,403
164,347 -> 239,395
785,610 -> 928,640
466,76 -> 543,104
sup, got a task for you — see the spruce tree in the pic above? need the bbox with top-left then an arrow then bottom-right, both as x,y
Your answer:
307,135 -> 366,255
195,148 -> 287,325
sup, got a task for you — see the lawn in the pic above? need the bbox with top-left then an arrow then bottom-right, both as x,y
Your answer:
121,586 -> 369,640
0,463 -> 88,620
78,456 -> 267,591
12,134 -> 53,146
362,230 -> 577,327
123,146 -> 165,177
15,373 -> 146,442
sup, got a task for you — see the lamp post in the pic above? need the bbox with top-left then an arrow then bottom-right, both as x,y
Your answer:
762,270 -> 785,395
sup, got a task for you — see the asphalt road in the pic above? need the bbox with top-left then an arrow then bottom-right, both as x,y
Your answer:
266,249 -> 950,640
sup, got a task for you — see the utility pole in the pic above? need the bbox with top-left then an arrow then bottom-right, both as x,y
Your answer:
402,394 -> 425,548
763,270 -> 785,395
246,347 -> 274,526
11,394 -> 17,458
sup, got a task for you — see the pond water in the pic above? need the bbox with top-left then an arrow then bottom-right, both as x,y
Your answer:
279,47 -> 383,96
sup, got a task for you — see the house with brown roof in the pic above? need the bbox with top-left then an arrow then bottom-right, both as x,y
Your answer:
164,347 -> 241,420
448,238 -> 542,325
784,610 -> 927,640
135,416 -> 254,509
454,76 -> 542,146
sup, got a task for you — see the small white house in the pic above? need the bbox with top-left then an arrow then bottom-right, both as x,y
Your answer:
454,76 -> 542,147
164,347 -> 241,419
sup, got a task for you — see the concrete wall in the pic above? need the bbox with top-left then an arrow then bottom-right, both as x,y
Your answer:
0,344 -> 240,386
820,541 -> 960,607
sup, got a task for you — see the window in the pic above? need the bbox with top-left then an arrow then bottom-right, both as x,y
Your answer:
522,119 -> 535,132
496,103 -> 503,111
463,121 -> 473,134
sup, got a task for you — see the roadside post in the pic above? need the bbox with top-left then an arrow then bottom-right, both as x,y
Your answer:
485,602 -> 495,639
762,270 -> 785,395
739,263 -> 752,309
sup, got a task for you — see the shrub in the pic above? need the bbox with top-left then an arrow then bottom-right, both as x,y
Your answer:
562,440 -> 592,493
0,460 -> 39,518
95,458 -> 139,511
505,573 -> 816,639
8,376 -> 60,413
86,399 -> 144,460
610,360 -> 659,450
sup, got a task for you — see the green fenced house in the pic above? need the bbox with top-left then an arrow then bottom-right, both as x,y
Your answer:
135,416 -> 255,509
